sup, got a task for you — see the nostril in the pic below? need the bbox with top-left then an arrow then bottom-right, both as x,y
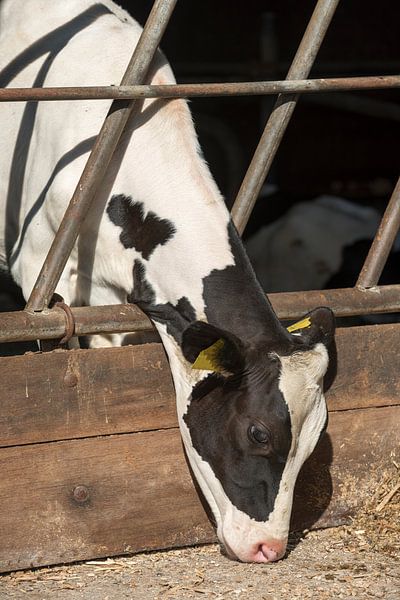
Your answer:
258,540 -> 286,563
260,544 -> 279,562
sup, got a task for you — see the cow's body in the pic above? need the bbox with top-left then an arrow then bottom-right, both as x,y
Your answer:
0,0 -> 334,563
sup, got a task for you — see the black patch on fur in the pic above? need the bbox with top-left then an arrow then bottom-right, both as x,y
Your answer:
191,373 -> 226,401
107,194 -> 176,260
128,259 -> 196,345
184,358 -> 292,522
200,221 -> 294,347
201,221 -> 335,352
129,259 -> 156,306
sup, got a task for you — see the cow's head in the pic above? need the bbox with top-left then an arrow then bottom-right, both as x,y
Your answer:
181,307 -> 334,563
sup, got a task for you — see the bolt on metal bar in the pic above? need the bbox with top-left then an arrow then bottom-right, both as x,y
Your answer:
26,0 -> 177,312
231,0 -> 341,235
356,177 -> 400,289
1,75 -> 399,102
2,284 -> 400,344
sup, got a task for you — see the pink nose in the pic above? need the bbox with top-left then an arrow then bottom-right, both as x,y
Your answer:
253,539 -> 286,563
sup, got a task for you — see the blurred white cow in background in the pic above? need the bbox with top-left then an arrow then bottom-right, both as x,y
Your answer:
246,195 -> 382,293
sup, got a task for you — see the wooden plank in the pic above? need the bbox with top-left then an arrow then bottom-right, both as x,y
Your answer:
0,405 -> 398,572
0,344 -> 176,448
327,323 -> 400,410
0,429 -> 214,573
1,324 -> 400,449
292,404 -> 400,530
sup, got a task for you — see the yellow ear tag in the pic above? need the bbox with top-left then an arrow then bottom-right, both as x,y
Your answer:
287,317 -> 312,333
191,338 -> 225,372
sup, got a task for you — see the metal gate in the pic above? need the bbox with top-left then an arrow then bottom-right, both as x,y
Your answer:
0,0 -> 399,342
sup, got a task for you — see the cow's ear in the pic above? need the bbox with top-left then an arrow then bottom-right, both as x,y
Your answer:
287,307 -> 335,348
182,321 -> 245,375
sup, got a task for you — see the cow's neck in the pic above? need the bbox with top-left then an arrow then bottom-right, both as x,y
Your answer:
201,222 -> 285,344
133,219 -> 287,352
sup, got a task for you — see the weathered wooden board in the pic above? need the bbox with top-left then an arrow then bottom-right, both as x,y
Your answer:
0,323 -> 399,571
0,429 -> 214,572
0,405 -> 398,572
292,404 -> 400,530
1,324 -> 399,448
327,322 -> 400,411
0,343 -> 176,447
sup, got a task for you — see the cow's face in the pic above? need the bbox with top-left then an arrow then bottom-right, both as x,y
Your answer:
181,307 -> 334,563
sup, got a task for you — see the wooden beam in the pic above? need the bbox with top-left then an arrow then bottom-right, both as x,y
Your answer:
0,343 -> 176,448
0,429 -> 214,572
1,324 -> 399,449
326,322 -> 400,410
0,323 -> 399,571
0,405 -> 398,572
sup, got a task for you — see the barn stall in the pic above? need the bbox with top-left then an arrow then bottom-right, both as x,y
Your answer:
0,0 -> 399,574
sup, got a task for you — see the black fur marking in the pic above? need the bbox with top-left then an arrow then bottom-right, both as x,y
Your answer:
184,357 -> 292,522
129,259 -> 196,345
107,194 -> 176,260
191,373 -> 226,401
182,321 -> 246,374
201,221 -> 293,346
201,221 -> 335,352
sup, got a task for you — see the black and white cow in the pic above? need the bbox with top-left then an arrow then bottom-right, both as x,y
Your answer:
0,0 -> 334,563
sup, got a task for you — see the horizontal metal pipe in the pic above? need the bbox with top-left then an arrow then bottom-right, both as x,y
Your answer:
2,286 -> 400,344
1,76 -> 398,102
0,305 -> 153,343
269,285 -> 400,321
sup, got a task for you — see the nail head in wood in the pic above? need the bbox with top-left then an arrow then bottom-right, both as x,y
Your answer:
72,485 -> 90,504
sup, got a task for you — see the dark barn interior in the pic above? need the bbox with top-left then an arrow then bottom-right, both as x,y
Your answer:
118,0 -> 400,287
118,1 -> 400,204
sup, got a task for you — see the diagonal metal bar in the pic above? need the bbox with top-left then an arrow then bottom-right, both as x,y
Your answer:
356,177 -> 400,288
231,0 -> 341,235
26,0 -> 177,312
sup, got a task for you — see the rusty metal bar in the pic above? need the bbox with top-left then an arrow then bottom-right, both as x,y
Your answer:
270,286 -> 400,321
25,0 -> 177,313
231,0 -> 341,235
0,305 -> 153,343
2,285 -> 400,344
1,75 -> 399,102
356,177 -> 400,288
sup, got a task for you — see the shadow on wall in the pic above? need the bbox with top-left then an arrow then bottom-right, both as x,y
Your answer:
291,433 -> 334,533
290,334 -> 337,534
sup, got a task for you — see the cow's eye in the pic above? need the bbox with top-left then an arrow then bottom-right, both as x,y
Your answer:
248,424 -> 270,445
